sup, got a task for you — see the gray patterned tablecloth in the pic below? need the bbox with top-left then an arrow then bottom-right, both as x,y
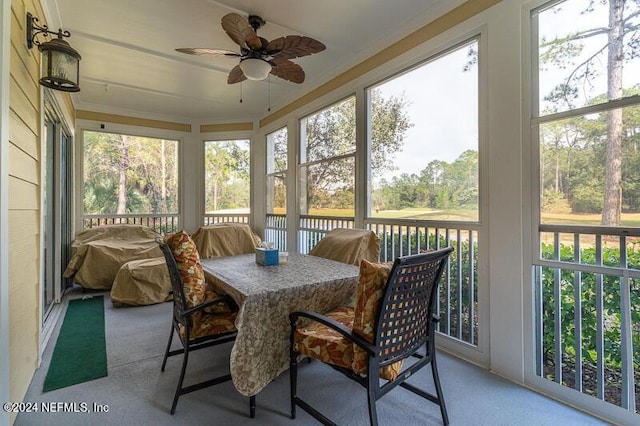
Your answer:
201,253 -> 359,396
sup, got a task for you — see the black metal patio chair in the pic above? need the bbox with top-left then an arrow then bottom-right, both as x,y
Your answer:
289,247 -> 453,425
158,240 -> 255,416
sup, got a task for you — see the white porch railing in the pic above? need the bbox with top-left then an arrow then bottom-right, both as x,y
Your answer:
82,214 -> 180,235
366,219 -> 479,346
265,213 -> 287,250
265,213 -> 480,347
203,213 -> 250,226
535,224 -> 640,413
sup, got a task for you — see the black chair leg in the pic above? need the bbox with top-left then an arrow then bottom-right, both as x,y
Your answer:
250,395 -> 256,418
161,324 -> 174,372
170,343 -> 190,415
290,352 -> 298,419
431,354 -> 449,426
367,375 -> 379,426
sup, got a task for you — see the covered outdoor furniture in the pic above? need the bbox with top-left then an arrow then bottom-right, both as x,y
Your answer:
191,223 -> 261,258
309,228 -> 380,265
289,247 -> 454,426
110,257 -> 172,307
63,225 -> 163,290
159,231 -> 255,416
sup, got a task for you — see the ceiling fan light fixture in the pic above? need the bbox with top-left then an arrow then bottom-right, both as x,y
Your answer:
239,58 -> 271,80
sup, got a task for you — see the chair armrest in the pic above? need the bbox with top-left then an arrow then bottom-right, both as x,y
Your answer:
183,294 -> 235,317
290,310 -> 377,356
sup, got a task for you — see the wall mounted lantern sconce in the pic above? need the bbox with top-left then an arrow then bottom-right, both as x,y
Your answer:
26,12 -> 81,92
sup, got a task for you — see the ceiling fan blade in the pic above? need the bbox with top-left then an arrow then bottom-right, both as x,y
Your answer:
221,13 -> 262,51
267,36 -> 326,60
270,59 -> 305,84
227,65 -> 248,84
175,47 -> 241,57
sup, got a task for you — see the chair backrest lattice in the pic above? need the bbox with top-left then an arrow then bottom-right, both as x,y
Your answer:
158,241 -> 188,329
375,247 -> 453,366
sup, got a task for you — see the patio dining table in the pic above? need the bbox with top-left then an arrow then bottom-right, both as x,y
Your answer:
201,252 -> 360,397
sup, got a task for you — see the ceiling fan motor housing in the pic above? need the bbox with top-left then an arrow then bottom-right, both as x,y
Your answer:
248,15 -> 265,31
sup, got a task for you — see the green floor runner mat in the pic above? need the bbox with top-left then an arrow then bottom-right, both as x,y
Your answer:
43,296 -> 107,391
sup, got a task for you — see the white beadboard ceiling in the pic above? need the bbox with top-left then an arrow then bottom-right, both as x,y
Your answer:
42,0 -> 465,123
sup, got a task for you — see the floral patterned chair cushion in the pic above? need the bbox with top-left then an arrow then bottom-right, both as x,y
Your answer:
293,306 -> 354,370
179,310 -> 238,340
293,260 -> 404,381
165,231 -> 235,333
165,231 -> 207,308
352,260 -> 404,380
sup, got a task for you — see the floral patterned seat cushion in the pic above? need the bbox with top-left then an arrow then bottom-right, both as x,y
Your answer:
293,260 -> 404,381
179,310 -> 237,340
352,260 -> 404,380
165,231 -> 236,335
165,231 -> 207,308
293,306 -> 355,370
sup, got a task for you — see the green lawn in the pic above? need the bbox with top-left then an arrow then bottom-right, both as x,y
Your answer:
270,207 -> 640,227
542,212 -> 640,227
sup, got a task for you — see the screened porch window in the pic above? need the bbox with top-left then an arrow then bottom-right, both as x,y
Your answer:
203,139 -> 250,223
299,96 -> 356,218
532,0 -> 640,412
366,39 -> 479,222
82,130 -> 179,232
265,128 -> 288,249
266,128 -> 287,215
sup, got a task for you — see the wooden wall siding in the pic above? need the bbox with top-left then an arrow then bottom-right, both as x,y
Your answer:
7,210 -> 39,410
9,0 -> 44,410
8,109 -> 37,159
8,144 -> 38,184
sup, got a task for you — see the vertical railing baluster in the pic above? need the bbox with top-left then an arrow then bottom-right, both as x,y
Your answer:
553,232 -> 562,384
620,272 -> 634,411
391,225 -> 396,260
573,233 -> 582,392
618,236 -> 634,411
535,264 -> 543,377
468,229 -> 475,345
456,229 -> 463,340
443,228 -> 451,336
595,235 -> 604,400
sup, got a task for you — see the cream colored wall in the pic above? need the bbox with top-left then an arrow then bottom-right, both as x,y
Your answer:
8,0 -> 42,417
7,0 -> 74,421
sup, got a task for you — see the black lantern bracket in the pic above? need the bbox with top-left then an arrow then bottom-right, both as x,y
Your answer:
25,12 -> 81,92
26,12 -> 70,49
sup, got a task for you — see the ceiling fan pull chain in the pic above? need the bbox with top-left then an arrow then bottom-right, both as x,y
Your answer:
267,75 -> 271,112
240,81 -> 243,103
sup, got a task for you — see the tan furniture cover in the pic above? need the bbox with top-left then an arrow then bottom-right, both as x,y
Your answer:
111,257 -> 172,307
191,223 -> 260,258
63,225 -> 163,290
309,228 -> 380,265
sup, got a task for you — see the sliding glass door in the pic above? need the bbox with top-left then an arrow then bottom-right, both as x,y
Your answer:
42,110 -> 73,323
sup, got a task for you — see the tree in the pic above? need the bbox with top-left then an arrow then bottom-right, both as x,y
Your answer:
369,90 -> 413,178
82,131 -> 178,215
301,91 -> 411,213
539,0 -> 640,225
204,140 -> 250,212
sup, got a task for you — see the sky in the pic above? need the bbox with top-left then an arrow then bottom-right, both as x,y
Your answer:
373,0 -> 640,184
372,40 -> 478,183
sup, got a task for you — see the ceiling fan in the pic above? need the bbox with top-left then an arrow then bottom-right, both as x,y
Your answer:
176,13 -> 326,84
